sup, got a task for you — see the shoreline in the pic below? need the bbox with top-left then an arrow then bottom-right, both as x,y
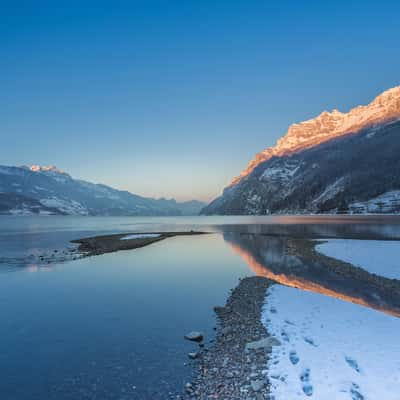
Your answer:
179,236 -> 400,399
182,276 -> 275,399
71,231 -> 210,257
13,231 -> 210,267
286,238 -> 400,316
4,230 -> 399,398
11,231 -> 400,399
15,229 -> 400,270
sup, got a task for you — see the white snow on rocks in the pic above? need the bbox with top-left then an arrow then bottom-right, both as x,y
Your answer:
312,177 -> 346,205
262,285 -> 400,400
40,197 -> 88,215
260,162 -> 300,182
317,239 -> 400,280
349,190 -> 400,214
120,233 -> 161,240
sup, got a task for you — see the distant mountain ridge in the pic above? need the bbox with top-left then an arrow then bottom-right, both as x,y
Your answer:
0,165 -> 205,216
202,86 -> 400,215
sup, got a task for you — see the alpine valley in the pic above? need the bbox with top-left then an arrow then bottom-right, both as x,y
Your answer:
202,86 -> 400,215
0,165 -> 205,216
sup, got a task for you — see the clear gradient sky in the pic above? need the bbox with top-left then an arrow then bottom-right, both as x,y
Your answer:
1,0 -> 399,201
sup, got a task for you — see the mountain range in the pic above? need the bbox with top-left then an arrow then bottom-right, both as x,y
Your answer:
202,86 -> 400,215
0,165 -> 205,216
3,86 -> 400,217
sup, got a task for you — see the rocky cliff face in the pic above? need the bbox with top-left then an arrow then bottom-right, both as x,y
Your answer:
202,86 -> 400,215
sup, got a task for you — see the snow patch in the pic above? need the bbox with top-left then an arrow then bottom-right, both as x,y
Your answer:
120,233 -> 161,240
316,239 -> 400,280
312,177 -> 346,205
260,162 -> 300,182
40,197 -> 88,215
263,284 -> 400,400
8,208 -> 34,216
349,191 -> 400,213
29,165 -> 71,183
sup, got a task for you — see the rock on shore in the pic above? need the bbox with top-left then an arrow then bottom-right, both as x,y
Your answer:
184,332 -> 204,342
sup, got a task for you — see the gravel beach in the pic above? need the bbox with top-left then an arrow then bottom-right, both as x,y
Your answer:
182,276 -> 275,400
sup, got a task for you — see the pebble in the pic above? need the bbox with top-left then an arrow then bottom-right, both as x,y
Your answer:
184,331 -> 204,342
184,383 -> 193,394
221,326 -> 232,334
245,337 -> 281,352
251,379 -> 265,392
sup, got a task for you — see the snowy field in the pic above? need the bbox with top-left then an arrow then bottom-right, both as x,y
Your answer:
316,239 -> 400,280
262,285 -> 400,400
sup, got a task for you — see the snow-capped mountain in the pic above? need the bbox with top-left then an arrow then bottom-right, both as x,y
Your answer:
0,165 -> 205,216
202,86 -> 400,215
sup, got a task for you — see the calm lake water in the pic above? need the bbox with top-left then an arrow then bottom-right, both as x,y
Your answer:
1,215 -> 400,399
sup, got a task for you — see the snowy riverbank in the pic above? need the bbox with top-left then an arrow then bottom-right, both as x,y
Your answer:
316,239 -> 400,280
262,284 -> 400,400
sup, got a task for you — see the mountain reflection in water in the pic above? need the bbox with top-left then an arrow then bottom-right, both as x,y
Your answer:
223,232 -> 400,317
212,216 -> 400,240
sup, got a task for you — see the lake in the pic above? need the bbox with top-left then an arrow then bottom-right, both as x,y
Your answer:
0,215 -> 399,399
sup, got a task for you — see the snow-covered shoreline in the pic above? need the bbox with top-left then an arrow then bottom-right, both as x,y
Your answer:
262,238 -> 400,399
317,239 -> 400,280
262,284 -> 400,399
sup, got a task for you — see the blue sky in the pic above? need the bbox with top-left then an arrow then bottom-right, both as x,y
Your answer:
1,0 -> 399,201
